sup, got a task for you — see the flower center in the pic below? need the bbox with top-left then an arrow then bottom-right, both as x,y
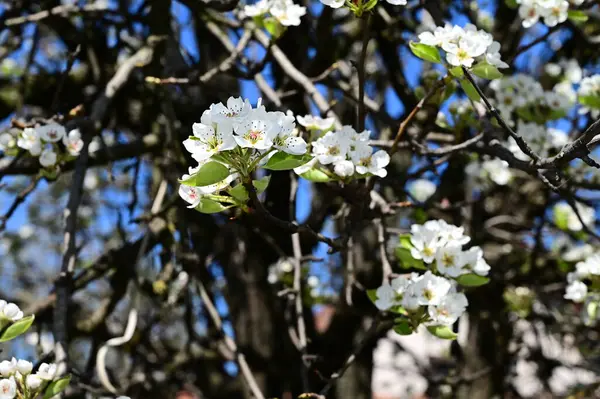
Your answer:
442,253 -> 455,267
327,146 -> 340,155
423,247 -> 434,257
457,49 -> 469,61
423,288 -> 434,301
246,130 -> 263,143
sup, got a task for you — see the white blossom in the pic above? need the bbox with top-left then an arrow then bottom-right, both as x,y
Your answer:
270,0 -> 306,26
0,359 -> 16,377
15,360 -> 32,375
351,147 -> 390,177
312,131 -> 350,165
36,123 -> 65,143
36,363 -> 57,380
428,292 -> 468,325
0,303 -> 23,322
17,128 -> 41,156
0,377 -> 16,399
25,374 -> 42,390
408,179 -> 436,202
39,148 -> 57,167
374,281 -> 397,310
409,271 -> 452,306
296,115 -> 335,130
62,129 -> 84,156
565,280 -> 588,303
333,160 -> 355,177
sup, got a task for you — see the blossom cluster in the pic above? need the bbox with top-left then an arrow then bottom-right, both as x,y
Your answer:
244,0 -> 306,27
179,97 -> 392,213
179,96 -> 308,210
0,359 -> 58,399
490,74 -> 572,124
516,0 -> 584,28
563,254 -> 600,325
299,125 -> 390,179
418,24 -> 508,69
465,157 -> 513,189
372,220 -> 490,338
577,75 -> 600,119
553,201 -> 595,232
0,123 -> 83,168
507,123 -> 568,160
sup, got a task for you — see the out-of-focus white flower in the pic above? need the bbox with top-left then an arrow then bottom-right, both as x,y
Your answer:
36,123 -> 65,143
408,179 -> 436,202
565,280 -> 588,302
0,359 -> 16,377
62,129 -> 84,156
16,360 -> 32,375
25,374 -> 42,390
270,0 -> 306,26
17,128 -> 41,156
0,303 -> 23,322
296,115 -> 335,130
39,149 -> 57,167
0,377 -> 16,398
36,363 -> 57,380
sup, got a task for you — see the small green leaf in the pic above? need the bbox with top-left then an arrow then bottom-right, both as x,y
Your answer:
449,66 -> 464,78
253,175 -> 271,193
409,42 -> 442,64
195,198 -> 232,214
263,152 -> 312,171
456,273 -> 490,287
263,17 -> 285,39
471,62 -> 503,80
568,9 -> 588,23
366,289 -> 378,304
427,325 -> 457,340
459,79 -> 481,102
300,168 -> 333,182
179,162 -> 230,187
228,185 -> 249,202
0,315 -> 35,342
393,319 -> 413,335
395,247 -> 426,270
505,0 -> 518,9
580,95 -> 600,110
43,375 -> 71,399
399,234 -> 413,250
554,206 -> 570,230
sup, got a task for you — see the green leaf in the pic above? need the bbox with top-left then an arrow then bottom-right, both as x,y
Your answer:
459,79 -> 481,102
43,375 -> 71,399
263,17 -> 285,39
179,162 -> 230,187
393,319 -> 413,335
228,185 -> 249,202
471,62 -> 503,80
456,273 -> 490,287
554,206 -> 569,230
300,168 -> 333,182
580,95 -> 600,110
505,0 -> 518,9
253,175 -> 271,193
409,42 -> 442,64
263,152 -> 312,171
568,9 -> 588,23
195,198 -> 232,214
228,177 -> 270,202
366,289 -> 378,304
399,234 -> 413,250
0,315 -> 35,342
449,66 -> 464,78
427,325 -> 457,340
394,247 -> 426,270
